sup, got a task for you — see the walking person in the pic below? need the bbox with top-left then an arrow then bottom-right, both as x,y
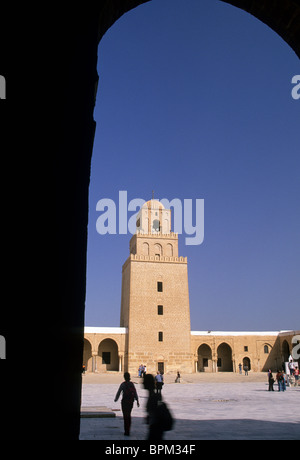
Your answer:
114,372 -> 140,436
244,364 -> 249,376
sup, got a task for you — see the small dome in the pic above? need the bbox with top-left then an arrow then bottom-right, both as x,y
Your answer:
142,199 -> 165,210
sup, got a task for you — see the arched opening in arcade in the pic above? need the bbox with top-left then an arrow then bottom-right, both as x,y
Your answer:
97,338 -> 119,372
282,340 -> 290,363
217,343 -> 233,372
243,356 -> 251,372
197,344 -> 213,372
82,339 -> 92,372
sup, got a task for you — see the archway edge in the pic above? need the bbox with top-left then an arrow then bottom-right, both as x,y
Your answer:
99,0 -> 300,59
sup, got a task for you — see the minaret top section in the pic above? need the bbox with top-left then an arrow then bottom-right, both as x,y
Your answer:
136,199 -> 171,235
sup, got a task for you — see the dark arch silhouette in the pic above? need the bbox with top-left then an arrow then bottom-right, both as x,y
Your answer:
1,0 -> 299,440
97,1 -> 300,58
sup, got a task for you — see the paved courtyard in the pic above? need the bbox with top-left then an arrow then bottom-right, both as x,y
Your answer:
80,373 -> 300,440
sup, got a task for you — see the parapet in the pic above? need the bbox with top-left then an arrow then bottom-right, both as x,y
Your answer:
136,231 -> 178,239
130,254 -> 187,263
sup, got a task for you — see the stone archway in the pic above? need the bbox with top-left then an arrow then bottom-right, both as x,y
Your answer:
97,1 -> 300,59
83,339 -> 93,372
282,340 -> 290,363
197,344 -> 213,372
50,0 -> 299,439
217,343 -> 233,372
97,338 -> 119,372
243,356 -> 251,372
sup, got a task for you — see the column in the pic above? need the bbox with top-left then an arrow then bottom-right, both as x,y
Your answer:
119,355 -> 123,373
92,351 -> 98,373
212,355 -> 218,373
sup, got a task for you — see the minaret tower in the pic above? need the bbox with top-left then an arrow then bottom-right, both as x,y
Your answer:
120,199 -> 193,374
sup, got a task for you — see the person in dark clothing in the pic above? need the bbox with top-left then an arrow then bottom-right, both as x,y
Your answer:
175,371 -> 181,383
268,370 -> 275,391
114,372 -> 139,436
143,374 -> 164,441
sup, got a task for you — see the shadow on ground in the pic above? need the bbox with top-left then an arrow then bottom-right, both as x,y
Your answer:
80,416 -> 300,440
167,418 -> 300,440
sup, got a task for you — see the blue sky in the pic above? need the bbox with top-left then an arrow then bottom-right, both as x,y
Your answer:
85,0 -> 300,331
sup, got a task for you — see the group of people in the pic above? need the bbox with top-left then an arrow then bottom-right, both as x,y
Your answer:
288,361 -> 299,381
114,371 -> 173,440
238,363 -> 249,375
114,364 -> 299,439
268,366 -> 299,392
268,370 -> 286,392
138,364 -> 147,378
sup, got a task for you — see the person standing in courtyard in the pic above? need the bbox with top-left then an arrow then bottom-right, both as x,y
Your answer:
114,372 -> 140,436
268,371 -> 275,391
282,370 -> 287,391
155,371 -> 164,398
294,366 -> 299,386
138,364 -> 143,378
276,370 -> 285,392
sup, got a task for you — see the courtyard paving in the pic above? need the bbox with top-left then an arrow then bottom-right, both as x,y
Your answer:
80,372 -> 300,440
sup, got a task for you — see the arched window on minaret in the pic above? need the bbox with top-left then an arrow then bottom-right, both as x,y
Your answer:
143,242 -> 149,256
166,243 -> 173,257
154,243 -> 162,257
152,219 -> 160,233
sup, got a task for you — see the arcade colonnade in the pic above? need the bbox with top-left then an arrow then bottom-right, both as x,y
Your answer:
83,329 -> 299,374
84,327 -> 127,373
191,331 -> 299,373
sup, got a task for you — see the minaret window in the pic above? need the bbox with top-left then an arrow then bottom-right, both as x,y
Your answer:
157,281 -> 163,292
157,305 -> 163,315
143,242 -> 149,256
166,243 -> 173,257
152,219 -> 160,232
158,332 -> 163,342
154,243 -> 162,257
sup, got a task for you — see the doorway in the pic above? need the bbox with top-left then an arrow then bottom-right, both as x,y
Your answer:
158,362 -> 164,373
243,357 -> 251,371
